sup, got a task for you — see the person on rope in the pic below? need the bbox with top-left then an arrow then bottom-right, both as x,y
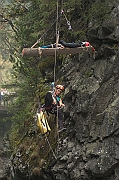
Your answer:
40,40 -> 91,49
59,40 -> 91,48
45,84 -> 65,130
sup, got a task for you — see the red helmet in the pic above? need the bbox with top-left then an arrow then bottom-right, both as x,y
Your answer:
85,42 -> 90,47
56,85 -> 65,91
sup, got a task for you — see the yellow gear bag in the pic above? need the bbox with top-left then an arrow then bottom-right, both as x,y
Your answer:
37,111 -> 51,135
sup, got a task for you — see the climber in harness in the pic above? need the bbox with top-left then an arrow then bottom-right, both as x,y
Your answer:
59,40 -> 91,48
45,84 -> 65,130
40,40 -> 91,49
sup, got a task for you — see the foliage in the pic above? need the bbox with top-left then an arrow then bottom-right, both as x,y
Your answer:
87,1 -> 111,23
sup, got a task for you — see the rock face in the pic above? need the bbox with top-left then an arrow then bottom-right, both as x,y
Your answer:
50,1 -> 119,179
8,1 -> 119,180
52,55 -> 119,180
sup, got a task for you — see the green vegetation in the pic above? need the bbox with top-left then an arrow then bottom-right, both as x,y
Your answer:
87,1 -> 111,23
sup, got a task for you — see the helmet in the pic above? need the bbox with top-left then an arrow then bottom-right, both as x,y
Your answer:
56,85 -> 65,91
85,42 -> 90,47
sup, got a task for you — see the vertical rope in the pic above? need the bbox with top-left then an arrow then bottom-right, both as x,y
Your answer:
55,0 -> 60,153
54,49 -> 56,83
56,106 -> 60,153
54,0 -> 59,84
56,0 -> 59,47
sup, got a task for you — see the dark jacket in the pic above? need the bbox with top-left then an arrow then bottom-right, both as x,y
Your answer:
45,91 -> 59,114
45,91 -> 64,127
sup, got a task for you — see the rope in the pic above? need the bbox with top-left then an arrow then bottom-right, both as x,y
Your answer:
56,0 -> 59,47
54,49 -> 57,83
54,0 -> 60,153
56,105 -> 60,153
31,12 -> 63,48
53,0 -> 59,84
62,10 -> 73,31
31,9 -> 72,49
45,134 -> 57,160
